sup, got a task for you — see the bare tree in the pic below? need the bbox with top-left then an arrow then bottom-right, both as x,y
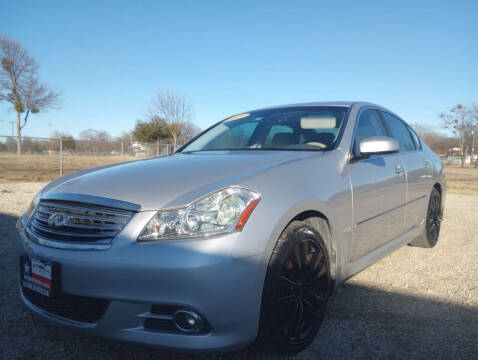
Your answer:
148,90 -> 193,150
0,35 -> 61,154
115,131 -> 134,145
439,104 -> 472,167
177,121 -> 201,144
470,103 -> 478,167
79,129 -> 112,142
50,130 -> 75,151
78,129 -> 114,154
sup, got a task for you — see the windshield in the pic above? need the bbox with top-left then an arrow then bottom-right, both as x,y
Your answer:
180,106 -> 349,152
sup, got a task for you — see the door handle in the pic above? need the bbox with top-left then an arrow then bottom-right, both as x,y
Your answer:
394,164 -> 404,175
424,159 -> 431,167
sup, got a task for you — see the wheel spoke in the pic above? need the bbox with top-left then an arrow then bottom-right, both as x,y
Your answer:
276,275 -> 296,301
282,296 -> 299,336
280,275 -> 296,287
276,294 -> 296,303
302,240 -> 309,266
292,297 -> 304,340
303,288 -> 326,306
307,251 -> 323,279
310,256 -> 326,283
292,245 -> 303,272
432,224 -> 439,240
307,248 -> 319,271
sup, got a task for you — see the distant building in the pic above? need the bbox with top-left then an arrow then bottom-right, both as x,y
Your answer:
128,142 -> 146,156
448,147 -> 461,155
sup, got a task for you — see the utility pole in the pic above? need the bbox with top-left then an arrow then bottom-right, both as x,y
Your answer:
472,129 -> 476,166
59,138 -> 63,177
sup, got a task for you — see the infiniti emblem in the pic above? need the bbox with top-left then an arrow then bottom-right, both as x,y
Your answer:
48,212 -> 68,228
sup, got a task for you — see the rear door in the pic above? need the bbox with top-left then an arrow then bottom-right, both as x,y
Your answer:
348,109 -> 407,262
381,112 -> 431,230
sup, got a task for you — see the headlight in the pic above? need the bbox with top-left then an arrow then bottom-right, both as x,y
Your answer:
22,191 -> 41,226
26,191 -> 41,219
138,187 -> 261,241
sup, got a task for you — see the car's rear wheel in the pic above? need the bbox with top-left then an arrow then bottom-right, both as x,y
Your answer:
426,188 -> 442,246
409,187 -> 442,248
259,219 -> 331,354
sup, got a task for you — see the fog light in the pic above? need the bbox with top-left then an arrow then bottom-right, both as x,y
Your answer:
172,309 -> 203,333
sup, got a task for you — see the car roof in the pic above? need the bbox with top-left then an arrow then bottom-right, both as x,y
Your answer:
247,101 -> 379,112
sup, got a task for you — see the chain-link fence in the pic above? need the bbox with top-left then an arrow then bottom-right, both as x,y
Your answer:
0,135 -> 176,181
439,154 -> 478,167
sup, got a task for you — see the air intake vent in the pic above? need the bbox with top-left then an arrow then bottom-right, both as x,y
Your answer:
22,287 -> 109,324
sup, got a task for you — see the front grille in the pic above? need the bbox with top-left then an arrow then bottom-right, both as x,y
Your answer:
28,200 -> 135,244
22,287 -> 109,323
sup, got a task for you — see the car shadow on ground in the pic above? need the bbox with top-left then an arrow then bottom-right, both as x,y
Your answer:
1,211 -> 477,360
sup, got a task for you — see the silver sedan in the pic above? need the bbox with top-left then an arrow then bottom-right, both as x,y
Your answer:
14,102 -> 445,354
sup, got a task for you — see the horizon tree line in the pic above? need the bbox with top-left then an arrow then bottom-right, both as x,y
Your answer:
1,34 -> 477,157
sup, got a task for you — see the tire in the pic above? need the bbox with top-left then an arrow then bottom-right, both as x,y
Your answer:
258,219 -> 331,354
409,187 -> 442,248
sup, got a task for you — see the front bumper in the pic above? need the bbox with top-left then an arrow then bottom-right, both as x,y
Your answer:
14,218 -> 266,352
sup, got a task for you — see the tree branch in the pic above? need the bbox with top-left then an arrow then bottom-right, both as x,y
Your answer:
20,108 -> 30,129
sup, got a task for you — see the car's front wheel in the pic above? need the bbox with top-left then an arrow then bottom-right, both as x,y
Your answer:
259,219 -> 331,354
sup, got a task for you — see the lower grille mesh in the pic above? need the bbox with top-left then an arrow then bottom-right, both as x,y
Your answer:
22,287 -> 109,323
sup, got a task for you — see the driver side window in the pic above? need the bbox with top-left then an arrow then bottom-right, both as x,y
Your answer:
354,109 -> 387,155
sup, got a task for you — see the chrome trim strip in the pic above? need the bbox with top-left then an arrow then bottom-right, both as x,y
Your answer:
42,192 -> 140,212
39,202 -> 134,217
25,227 -> 111,250
33,213 -> 123,230
30,219 -> 117,238
406,194 -> 427,205
137,312 -> 173,320
36,209 -> 129,223
356,195 -> 427,226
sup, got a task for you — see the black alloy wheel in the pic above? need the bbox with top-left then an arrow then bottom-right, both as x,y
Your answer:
426,188 -> 442,246
275,238 -> 328,343
260,219 -> 331,354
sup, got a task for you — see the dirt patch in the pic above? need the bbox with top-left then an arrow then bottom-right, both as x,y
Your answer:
0,153 -> 141,182
444,166 -> 478,195
1,183 -> 477,359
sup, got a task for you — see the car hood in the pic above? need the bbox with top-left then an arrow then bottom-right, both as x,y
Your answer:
42,151 -> 319,210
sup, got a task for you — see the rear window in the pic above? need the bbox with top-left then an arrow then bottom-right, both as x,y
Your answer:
382,112 -> 416,152
408,126 -> 422,150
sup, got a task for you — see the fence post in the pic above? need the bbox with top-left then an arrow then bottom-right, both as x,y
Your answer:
121,142 -> 124,161
59,138 -> 63,177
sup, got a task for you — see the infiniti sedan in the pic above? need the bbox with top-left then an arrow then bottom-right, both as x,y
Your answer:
14,102 -> 445,354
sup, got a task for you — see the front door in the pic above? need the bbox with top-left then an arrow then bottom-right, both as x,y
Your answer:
348,109 -> 407,262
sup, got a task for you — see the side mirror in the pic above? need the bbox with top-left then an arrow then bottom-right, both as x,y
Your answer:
359,136 -> 399,156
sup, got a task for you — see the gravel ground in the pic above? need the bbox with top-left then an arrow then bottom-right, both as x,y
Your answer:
1,182 -> 477,360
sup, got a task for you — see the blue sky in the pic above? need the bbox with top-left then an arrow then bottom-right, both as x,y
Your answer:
1,0 -> 477,138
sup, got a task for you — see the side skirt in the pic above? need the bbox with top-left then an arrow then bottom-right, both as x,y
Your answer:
337,223 -> 425,284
